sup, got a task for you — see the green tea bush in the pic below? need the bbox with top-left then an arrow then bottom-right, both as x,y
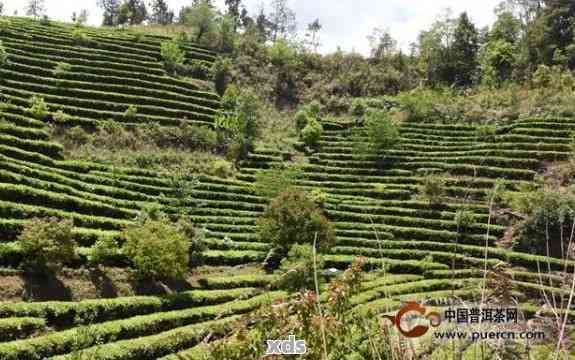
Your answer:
254,164 -> 302,198
301,117 -> 323,147
257,188 -> 336,251
122,218 -> 190,280
18,217 -> 77,273
277,244 -> 324,293
475,124 -> 497,141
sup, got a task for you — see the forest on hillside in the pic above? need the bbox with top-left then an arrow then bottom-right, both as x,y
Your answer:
0,0 -> 575,359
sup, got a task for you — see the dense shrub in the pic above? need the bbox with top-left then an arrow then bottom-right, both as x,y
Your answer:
419,173 -> 447,206
277,244 -> 324,293
211,159 -> 234,178
211,57 -> 232,96
28,96 -> 49,119
18,217 -> 77,273
161,41 -> 186,72
301,117 -> 323,147
257,188 -> 336,251
122,218 -> 190,279
215,85 -> 260,160
88,237 -> 121,266
363,110 -> 400,153
511,189 -> 575,257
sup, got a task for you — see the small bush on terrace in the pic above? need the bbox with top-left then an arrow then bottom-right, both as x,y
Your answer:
122,217 -> 190,280
257,188 -> 336,252
277,244 -> 324,293
366,110 -> 400,152
28,96 -> 49,119
301,117 -> 323,147
18,217 -> 77,273
161,41 -> 186,72
420,173 -> 447,206
53,62 -> 72,78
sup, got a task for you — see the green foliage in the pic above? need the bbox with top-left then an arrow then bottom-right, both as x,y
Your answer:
267,39 -> 298,67
71,29 -> 92,46
211,57 -> 232,96
475,124 -> 497,140
17,217 -> 77,273
123,104 -> 138,119
160,41 -> 186,71
295,109 -> 310,129
215,85 -> 260,160
254,163 -> 301,198
454,207 -> 475,230
0,40 -> 7,66
277,244 -> 324,293
257,188 -> 336,251
122,218 -> 190,280
362,110 -> 400,153
53,62 -> 72,78
88,237 -> 121,266
301,117 -> 323,147
420,173 -> 447,206
210,159 -> 234,178
28,96 -> 49,119
182,1 -> 218,44
511,189 -> 575,257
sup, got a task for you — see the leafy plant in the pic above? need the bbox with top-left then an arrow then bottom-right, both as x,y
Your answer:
88,237 -> 121,266
362,110 -> 400,153
28,96 -> 49,119
123,105 -> 138,119
301,117 -> 323,147
18,217 -> 77,273
160,41 -> 186,72
53,62 -> 72,78
420,172 -> 447,206
276,244 -> 324,293
122,218 -> 190,280
257,188 -> 336,252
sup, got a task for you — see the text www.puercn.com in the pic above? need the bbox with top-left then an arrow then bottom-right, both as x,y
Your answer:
434,330 -> 546,341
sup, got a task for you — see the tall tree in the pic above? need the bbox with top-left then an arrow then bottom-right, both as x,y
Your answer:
125,0 -> 147,25
269,0 -> 296,41
98,0 -> 120,26
255,8 -> 272,42
416,9 -> 457,86
451,12 -> 480,86
225,0 -> 241,31
25,0 -> 45,18
0,2 -> 4,16
305,19 -> 322,53
183,0 -> 217,42
150,0 -> 173,25
368,28 -> 397,60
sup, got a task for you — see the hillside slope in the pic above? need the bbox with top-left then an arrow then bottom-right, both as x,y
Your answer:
0,17 -> 573,359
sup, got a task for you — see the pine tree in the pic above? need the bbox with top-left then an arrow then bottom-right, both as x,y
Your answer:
225,0 -> 241,32
269,0 -> 296,41
452,12 -> 480,86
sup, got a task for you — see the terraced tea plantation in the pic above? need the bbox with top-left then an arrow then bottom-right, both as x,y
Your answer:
0,16 -> 573,359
